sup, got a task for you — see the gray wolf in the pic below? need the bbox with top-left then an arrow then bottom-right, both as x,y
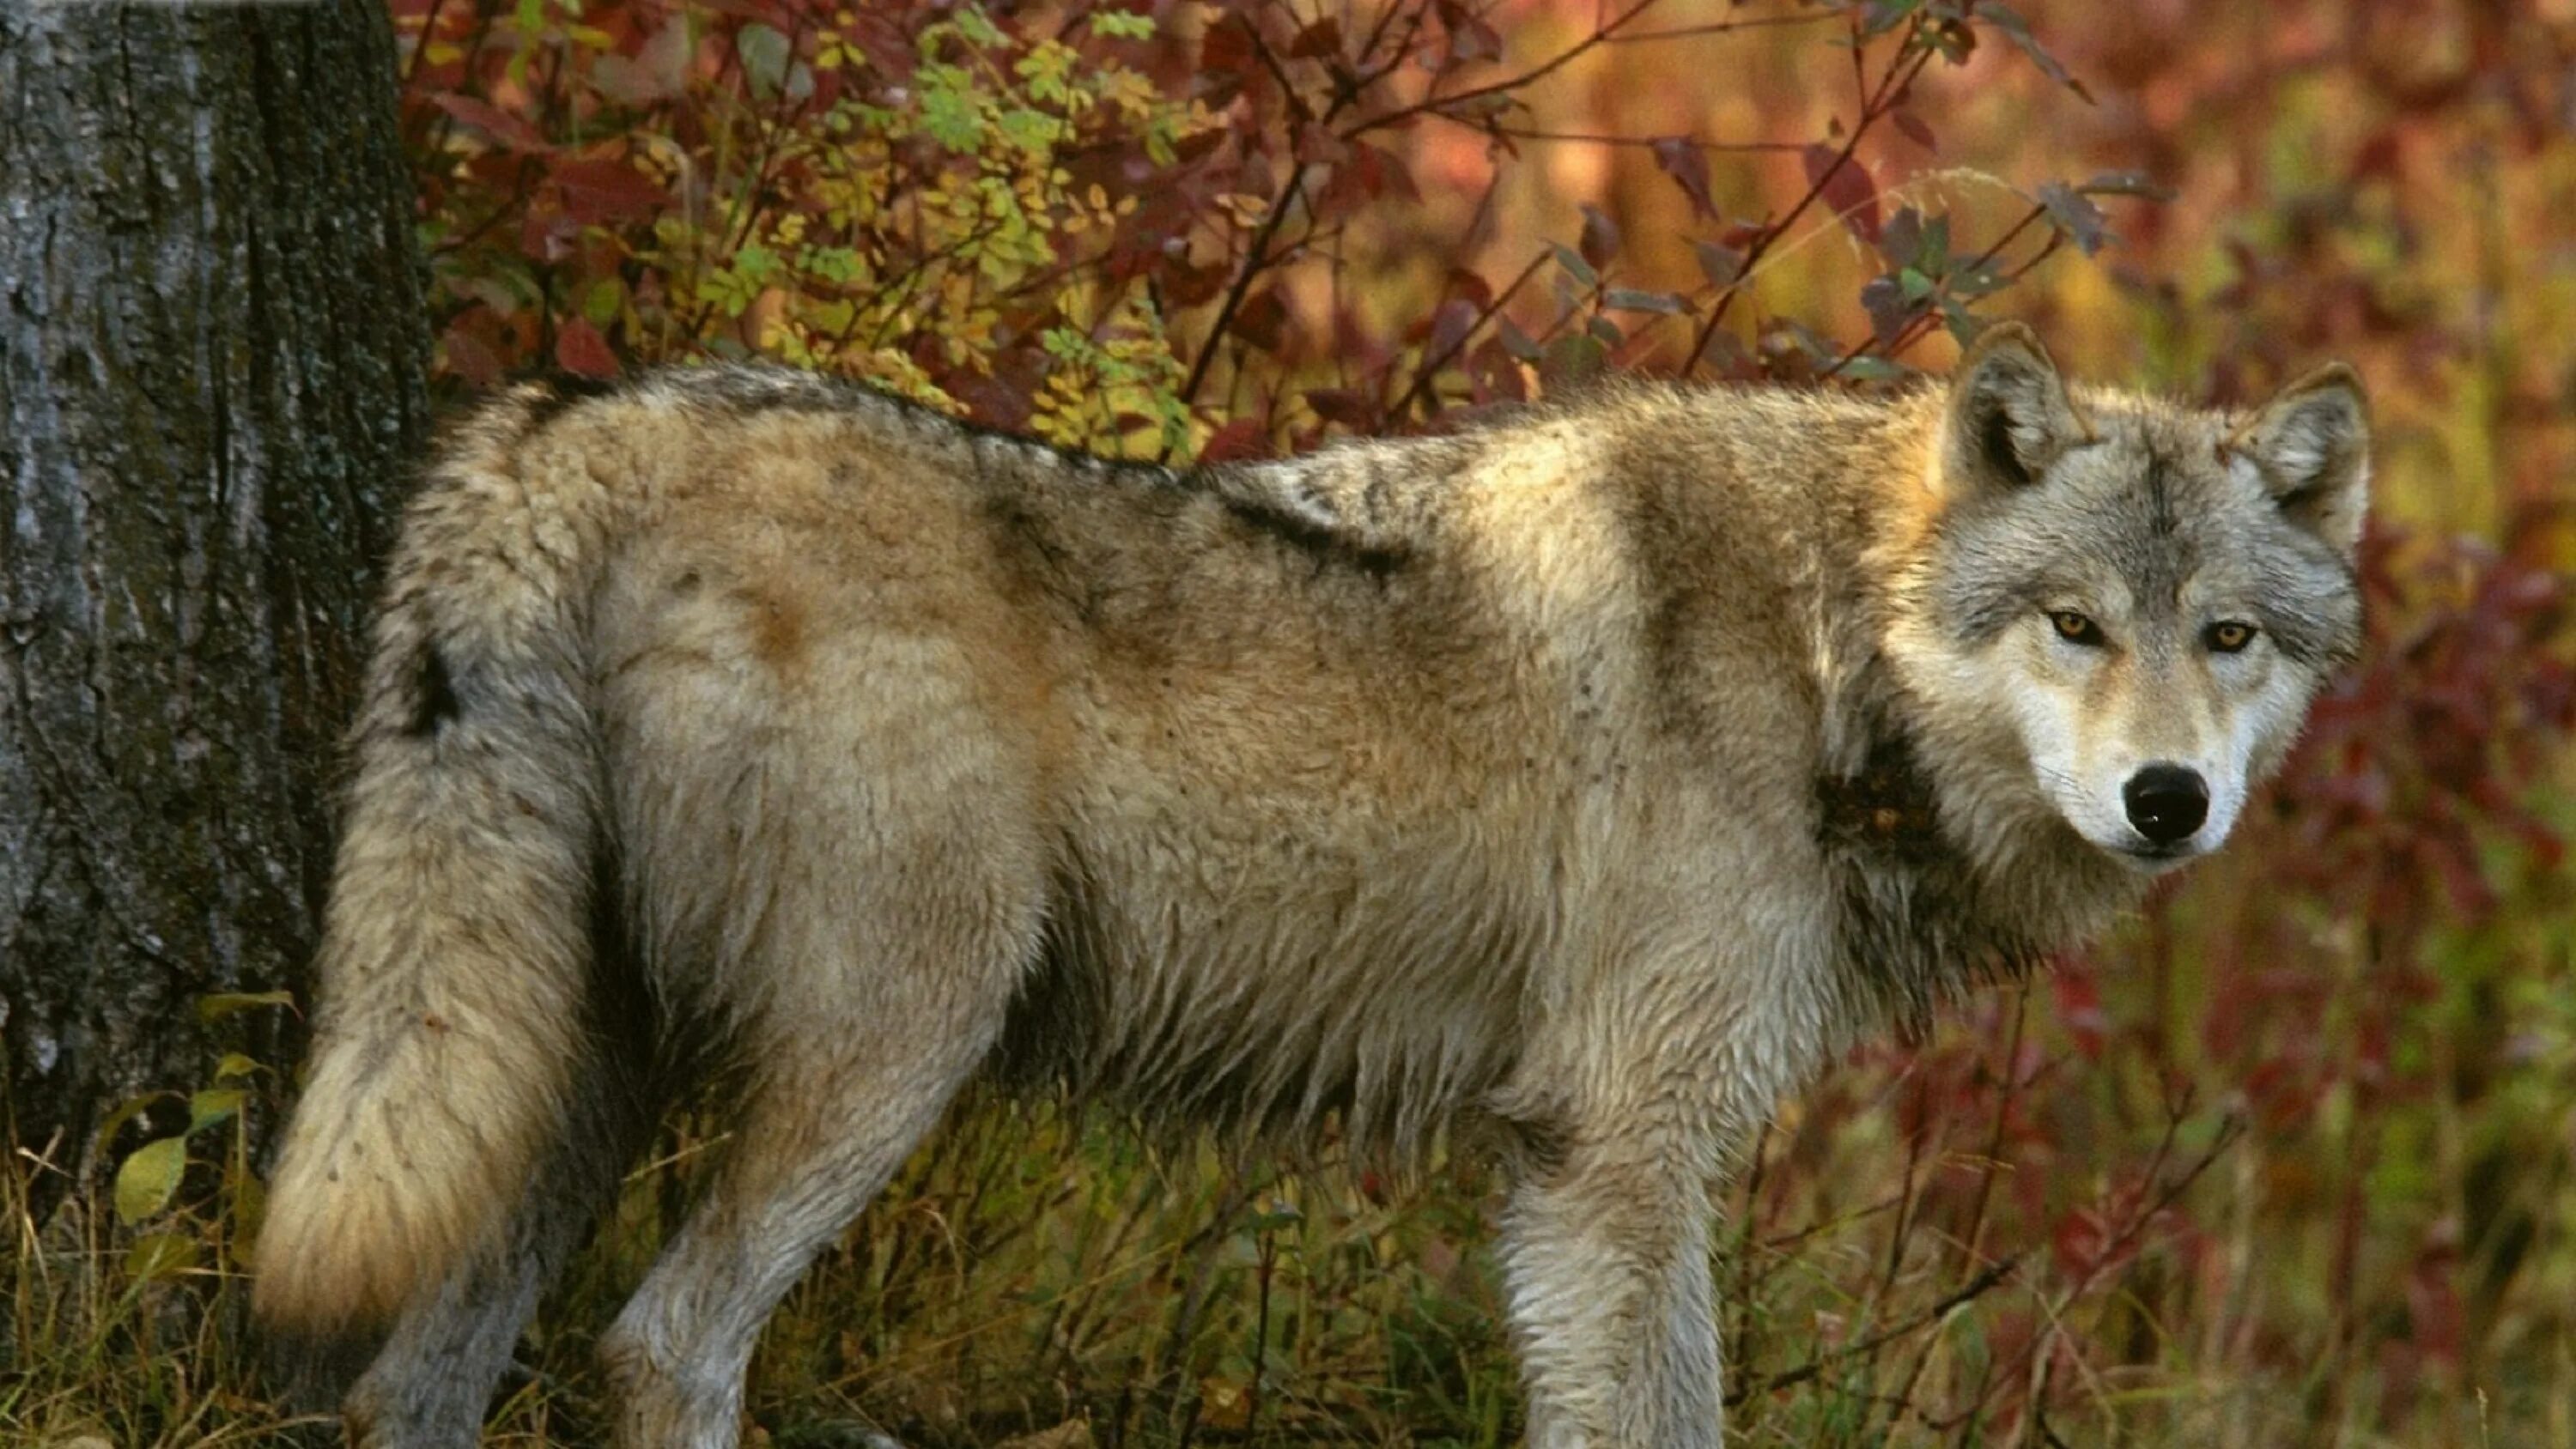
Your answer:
252,324 -> 2368,1446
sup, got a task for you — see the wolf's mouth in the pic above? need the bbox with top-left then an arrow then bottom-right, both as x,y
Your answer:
2112,841 -> 2198,871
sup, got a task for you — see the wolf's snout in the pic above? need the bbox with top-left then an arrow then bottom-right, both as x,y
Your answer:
2122,764 -> 2209,845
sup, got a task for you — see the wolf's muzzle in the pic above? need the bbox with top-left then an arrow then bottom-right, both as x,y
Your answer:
2123,763 -> 2208,846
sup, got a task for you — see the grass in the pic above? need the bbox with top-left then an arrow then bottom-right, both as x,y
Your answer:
7,1021 -> 2485,1449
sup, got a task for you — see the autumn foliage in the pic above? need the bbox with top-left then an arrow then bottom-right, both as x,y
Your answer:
20,3 -> 2574,1447
389,0 -> 2576,1441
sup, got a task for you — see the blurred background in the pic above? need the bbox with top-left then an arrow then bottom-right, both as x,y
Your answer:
16,2 -> 2574,1445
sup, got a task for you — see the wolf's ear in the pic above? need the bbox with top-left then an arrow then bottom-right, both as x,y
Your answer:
2229,363 -> 2370,555
1941,322 -> 2093,498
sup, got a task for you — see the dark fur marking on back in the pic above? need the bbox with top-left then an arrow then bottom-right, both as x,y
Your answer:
408,647 -> 460,737
1218,494 -> 1410,579
675,364 -> 1188,488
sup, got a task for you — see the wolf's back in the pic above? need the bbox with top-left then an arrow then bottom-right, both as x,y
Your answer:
252,380 -> 631,1340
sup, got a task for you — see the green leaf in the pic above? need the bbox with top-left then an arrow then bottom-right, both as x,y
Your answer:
2078,169 -> 2176,201
1090,10 -> 1155,40
113,1137 -> 188,1224
1549,243 -> 1598,290
212,1052 -> 268,1081
1838,355 -> 1912,381
93,1091 -> 172,1151
1604,288 -> 1686,315
1539,333 -> 1606,387
1246,1202 -> 1304,1232
737,22 -> 791,100
954,3 -> 1005,48
125,1231 -> 201,1283
2034,179 -> 2110,256
996,106 -> 1064,155
188,1088 -> 247,1132
920,82 -> 987,151
197,990 -> 293,1023
1979,2 -> 2093,102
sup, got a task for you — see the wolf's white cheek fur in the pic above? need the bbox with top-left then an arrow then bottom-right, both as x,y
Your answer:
1999,666 -> 2136,850
2204,664 -> 2314,847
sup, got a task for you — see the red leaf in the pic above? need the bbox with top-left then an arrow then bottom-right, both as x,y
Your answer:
1578,204 -> 1620,270
1468,336 -> 1526,403
554,317 -> 618,378
1892,108 -> 1938,154
1694,240 -> 1745,288
593,22 -> 694,106
553,158 -> 670,225
1982,1 -> 2094,102
1437,0 -> 1502,62
1303,387 -> 1376,428
1230,288 -> 1288,353
1197,418 -> 1272,464
840,11 -> 916,83
1801,144 -> 1880,242
1426,296 -> 1479,361
519,208 -> 580,263
440,316 -> 505,388
1288,17 -> 1342,58
1200,15 -> 1256,105
2035,180 -> 2109,256
1651,138 -> 1717,220
429,94 -> 550,154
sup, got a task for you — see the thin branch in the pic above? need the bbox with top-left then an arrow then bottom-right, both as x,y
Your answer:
402,0 -> 453,90
1339,0 -> 1668,142
1686,21 -> 1936,373
1387,249 -> 1547,420
1602,13 -> 1841,44
1471,123 -> 1802,154
1726,1252 -> 2028,1407
1172,7 -> 1383,425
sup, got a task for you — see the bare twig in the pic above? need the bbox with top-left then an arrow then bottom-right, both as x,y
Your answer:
1726,1252 -> 2027,1406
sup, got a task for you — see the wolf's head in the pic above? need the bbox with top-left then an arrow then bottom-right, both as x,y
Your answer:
1888,324 -> 2368,874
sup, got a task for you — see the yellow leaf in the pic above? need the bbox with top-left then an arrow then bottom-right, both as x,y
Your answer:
197,990 -> 294,1023
188,1088 -> 247,1131
125,1231 -> 201,1283
113,1137 -> 188,1224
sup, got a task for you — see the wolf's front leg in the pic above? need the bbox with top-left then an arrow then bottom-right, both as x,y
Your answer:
1498,1129 -> 1723,1448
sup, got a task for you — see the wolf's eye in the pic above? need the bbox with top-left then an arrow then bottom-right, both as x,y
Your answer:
2204,621 -> 2257,653
2048,609 -> 2105,646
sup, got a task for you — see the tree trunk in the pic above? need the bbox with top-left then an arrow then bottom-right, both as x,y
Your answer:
0,0 -> 428,1186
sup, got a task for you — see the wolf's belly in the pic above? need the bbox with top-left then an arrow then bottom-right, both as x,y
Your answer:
990,812 -> 1548,1161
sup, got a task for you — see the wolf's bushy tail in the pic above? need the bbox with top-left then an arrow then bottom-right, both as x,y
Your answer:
252,382 -> 631,1340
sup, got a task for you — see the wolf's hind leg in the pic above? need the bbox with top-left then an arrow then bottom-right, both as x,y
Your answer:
1499,1125 -> 1724,1449
336,1025 -> 659,1448
595,823 -> 1041,1449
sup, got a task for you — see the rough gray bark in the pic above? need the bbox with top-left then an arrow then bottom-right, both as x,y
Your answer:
0,0 -> 429,1183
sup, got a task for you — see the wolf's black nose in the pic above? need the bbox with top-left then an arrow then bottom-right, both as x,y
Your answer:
2123,763 -> 2208,845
